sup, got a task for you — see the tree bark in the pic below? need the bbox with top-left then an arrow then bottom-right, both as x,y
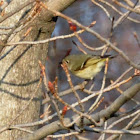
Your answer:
0,0 -> 77,139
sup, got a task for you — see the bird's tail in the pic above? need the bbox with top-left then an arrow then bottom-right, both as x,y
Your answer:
100,54 -> 117,59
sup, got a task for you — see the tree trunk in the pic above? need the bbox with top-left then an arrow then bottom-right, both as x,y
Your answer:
0,0 -> 76,139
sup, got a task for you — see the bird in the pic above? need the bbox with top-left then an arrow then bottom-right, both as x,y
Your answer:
62,54 -> 115,80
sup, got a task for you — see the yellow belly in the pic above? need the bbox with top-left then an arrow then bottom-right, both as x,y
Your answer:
72,61 -> 105,79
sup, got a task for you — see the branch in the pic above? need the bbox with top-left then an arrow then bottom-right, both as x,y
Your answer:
45,8 -> 140,69
20,82 -> 140,140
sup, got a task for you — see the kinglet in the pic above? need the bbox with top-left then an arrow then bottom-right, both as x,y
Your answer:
63,54 -> 114,80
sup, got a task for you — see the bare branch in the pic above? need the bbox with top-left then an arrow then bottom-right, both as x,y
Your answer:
20,83 -> 140,140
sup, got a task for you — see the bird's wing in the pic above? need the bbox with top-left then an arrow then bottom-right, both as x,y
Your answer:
84,57 -> 106,68
72,55 -> 91,70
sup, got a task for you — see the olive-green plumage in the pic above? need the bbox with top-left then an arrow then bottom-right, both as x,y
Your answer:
63,54 -> 113,79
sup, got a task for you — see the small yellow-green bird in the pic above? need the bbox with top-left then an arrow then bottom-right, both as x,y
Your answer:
63,54 -> 114,80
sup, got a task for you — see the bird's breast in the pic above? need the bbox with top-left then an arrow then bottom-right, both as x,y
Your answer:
71,61 -> 105,79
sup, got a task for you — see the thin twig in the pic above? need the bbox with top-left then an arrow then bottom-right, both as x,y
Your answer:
45,7 -> 140,69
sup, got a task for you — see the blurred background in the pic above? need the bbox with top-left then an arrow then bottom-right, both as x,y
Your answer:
46,0 -> 140,139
